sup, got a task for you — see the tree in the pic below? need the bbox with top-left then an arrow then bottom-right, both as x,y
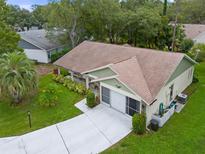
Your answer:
0,22 -> 21,54
0,1 -> 21,54
168,0 -> 205,24
163,0 -> 167,16
0,52 -> 37,104
82,0 -> 126,43
31,5 -> 47,29
179,39 -> 194,53
47,0 -> 84,48
7,5 -> 33,30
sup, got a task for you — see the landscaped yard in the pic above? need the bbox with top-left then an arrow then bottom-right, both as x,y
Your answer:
0,74 -> 83,137
103,62 -> 205,154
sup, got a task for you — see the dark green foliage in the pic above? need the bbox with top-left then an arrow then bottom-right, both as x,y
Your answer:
46,0 -> 185,51
193,75 -> 199,83
38,84 -> 60,107
86,90 -> 96,108
163,0 -> 167,16
179,39 -> 194,53
60,67 -> 70,76
51,49 -> 69,62
132,113 -> 146,135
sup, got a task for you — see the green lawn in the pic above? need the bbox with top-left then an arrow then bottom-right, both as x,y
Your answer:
0,74 -> 83,137
103,63 -> 205,154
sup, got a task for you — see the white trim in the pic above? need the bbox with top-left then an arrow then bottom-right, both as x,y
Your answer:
100,82 -> 142,103
82,64 -> 113,74
90,75 -> 118,83
86,74 -> 98,79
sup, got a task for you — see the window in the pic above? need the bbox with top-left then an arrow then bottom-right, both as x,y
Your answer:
126,97 -> 140,116
169,84 -> 174,101
102,87 -> 110,104
48,51 -> 52,59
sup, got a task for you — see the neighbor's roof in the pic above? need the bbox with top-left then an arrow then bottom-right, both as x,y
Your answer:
194,31 -> 205,44
55,41 -> 190,104
18,29 -> 62,51
183,24 -> 205,39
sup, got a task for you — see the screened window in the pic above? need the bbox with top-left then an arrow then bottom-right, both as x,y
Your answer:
102,87 -> 110,104
126,97 -> 140,116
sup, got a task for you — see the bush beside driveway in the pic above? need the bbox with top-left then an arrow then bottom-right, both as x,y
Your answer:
103,63 -> 205,154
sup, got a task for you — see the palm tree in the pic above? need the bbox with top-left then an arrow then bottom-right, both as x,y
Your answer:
0,52 -> 37,104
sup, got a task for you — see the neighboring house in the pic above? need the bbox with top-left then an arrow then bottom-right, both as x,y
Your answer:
54,41 -> 195,126
18,29 -> 65,63
183,24 -> 205,44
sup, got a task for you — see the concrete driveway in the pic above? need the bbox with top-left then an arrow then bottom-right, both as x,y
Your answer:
0,103 -> 132,154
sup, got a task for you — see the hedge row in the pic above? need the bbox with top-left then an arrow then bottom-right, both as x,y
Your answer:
52,74 -> 87,95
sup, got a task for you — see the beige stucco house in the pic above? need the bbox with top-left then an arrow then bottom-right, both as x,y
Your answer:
54,41 -> 195,126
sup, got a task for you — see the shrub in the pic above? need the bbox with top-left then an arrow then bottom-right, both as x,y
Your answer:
52,74 -> 88,95
38,84 -> 60,107
180,39 -> 194,53
51,48 -> 69,62
60,67 -> 70,76
86,90 -> 96,108
193,74 -> 199,83
189,44 -> 205,62
132,113 -> 146,135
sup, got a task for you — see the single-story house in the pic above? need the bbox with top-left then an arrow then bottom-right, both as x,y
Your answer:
183,24 -> 205,44
18,29 -> 65,63
54,41 -> 195,126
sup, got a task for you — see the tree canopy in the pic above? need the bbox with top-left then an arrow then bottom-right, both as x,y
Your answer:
0,0 -> 21,54
44,0 -> 185,51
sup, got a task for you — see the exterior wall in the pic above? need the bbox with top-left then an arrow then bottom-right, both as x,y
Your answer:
24,49 -> 49,63
146,66 -> 194,126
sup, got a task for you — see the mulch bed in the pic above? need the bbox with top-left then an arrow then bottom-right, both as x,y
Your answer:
35,64 -> 56,76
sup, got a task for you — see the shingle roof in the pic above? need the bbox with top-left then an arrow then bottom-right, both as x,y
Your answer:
54,41 -> 186,104
18,29 -> 62,51
194,31 -> 205,43
183,24 -> 205,39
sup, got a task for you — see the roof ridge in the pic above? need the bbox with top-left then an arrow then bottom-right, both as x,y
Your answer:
85,40 -> 185,56
133,56 -> 154,99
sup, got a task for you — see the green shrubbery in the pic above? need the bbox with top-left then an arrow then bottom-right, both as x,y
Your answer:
189,44 -> 205,62
51,48 -> 70,62
132,113 -> 146,135
38,84 -> 61,107
86,90 -> 96,108
52,74 -> 87,95
53,74 -> 98,108
60,67 -> 70,76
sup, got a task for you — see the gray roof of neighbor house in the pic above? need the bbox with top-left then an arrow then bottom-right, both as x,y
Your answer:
18,29 -> 63,51
183,24 -> 205,39
194,31 -> 205,44
54,41 -> 195,104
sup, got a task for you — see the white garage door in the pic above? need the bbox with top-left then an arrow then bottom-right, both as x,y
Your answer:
110,90 -> 126,113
